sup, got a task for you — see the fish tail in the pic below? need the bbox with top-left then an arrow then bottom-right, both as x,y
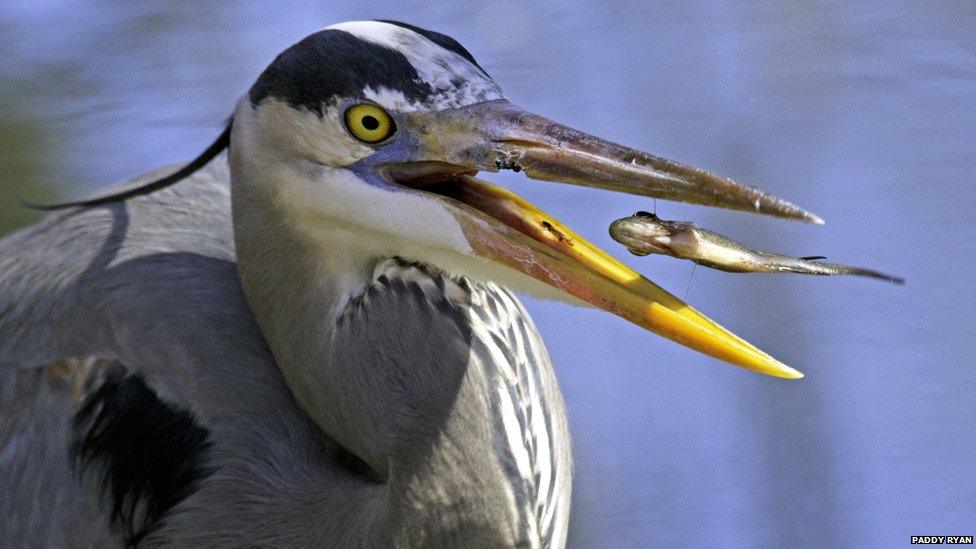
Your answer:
814,262 -> 905,284
832,265 -> 905,285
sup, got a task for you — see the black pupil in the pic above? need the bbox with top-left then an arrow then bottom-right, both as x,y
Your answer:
361,115 -> 380,131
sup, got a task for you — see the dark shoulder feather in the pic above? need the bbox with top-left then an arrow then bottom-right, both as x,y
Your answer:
71,369 -> 212,546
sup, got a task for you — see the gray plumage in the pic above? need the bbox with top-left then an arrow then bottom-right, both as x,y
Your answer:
1,20 -> 579,547
0,157 -> 571,547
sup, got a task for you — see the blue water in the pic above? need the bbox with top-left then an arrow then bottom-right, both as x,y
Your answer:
1,2 -> 973,546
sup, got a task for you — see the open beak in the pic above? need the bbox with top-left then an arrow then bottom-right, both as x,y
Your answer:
390,100 -> 822,378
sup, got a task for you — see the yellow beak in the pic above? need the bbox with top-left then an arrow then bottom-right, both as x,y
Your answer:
442,175 -> 802,378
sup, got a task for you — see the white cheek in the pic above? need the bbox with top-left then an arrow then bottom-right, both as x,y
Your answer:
235,96 -> 473,262
278,167 -> 472,256
273,169 -> 583,305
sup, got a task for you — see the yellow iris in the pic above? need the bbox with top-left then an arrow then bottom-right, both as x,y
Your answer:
344,103 -> 396,143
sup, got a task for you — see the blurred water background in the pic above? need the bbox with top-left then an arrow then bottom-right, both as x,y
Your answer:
1,2 -> 973,546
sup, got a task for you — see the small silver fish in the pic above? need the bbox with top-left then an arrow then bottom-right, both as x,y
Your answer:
609,212 -> 904,284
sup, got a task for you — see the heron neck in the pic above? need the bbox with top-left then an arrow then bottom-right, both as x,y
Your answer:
230,159 -> 569,545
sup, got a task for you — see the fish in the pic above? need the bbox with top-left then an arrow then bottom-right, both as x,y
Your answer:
609,211 -> 904,284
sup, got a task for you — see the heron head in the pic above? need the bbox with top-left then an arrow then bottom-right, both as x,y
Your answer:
231,20 -> 821,378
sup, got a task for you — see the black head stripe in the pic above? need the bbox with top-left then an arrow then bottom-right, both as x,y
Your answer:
248,29 -> 435,115
26,121 -> 231,211
377,20 -> 490,77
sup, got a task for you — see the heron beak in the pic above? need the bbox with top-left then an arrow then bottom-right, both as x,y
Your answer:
392,100 -> 819,378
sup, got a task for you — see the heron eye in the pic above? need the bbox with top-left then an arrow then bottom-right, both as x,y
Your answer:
344,104 -> 395,144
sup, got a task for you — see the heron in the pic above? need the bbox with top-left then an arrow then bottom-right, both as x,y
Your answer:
0,21 -> 819,547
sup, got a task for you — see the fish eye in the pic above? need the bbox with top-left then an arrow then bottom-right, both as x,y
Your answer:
344,103 -> 396,144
